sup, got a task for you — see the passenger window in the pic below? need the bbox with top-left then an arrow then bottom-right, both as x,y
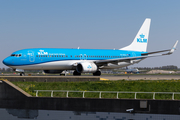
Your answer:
36,55 -> 38,57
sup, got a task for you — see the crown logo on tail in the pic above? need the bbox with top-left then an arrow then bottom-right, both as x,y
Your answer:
137,34 -> 147,43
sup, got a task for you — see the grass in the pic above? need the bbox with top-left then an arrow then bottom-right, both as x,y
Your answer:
11,80 -> 180,100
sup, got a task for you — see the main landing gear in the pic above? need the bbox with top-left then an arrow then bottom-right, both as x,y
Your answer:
73,71 -> 81,76
93,71 -> 101,76
73,70 -> 101,76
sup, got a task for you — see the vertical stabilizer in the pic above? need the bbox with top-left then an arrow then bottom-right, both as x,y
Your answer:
120,18 -> 151,52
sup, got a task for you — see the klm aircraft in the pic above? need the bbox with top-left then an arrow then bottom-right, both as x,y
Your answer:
3,18 -> 178,76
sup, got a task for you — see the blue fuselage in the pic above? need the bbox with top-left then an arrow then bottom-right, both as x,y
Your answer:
3,48 -> 145,70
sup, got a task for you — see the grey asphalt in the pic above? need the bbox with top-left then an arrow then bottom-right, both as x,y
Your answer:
1,75 -> 180,81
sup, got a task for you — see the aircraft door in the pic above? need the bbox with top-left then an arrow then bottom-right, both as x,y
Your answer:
132,52 -> 136,57
84,54 -> 87,60
80,54 -> 83,60
80,54 -> 87,61
28,51 -> 35,62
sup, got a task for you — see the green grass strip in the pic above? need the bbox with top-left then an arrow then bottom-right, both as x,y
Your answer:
11,80 -> 180,100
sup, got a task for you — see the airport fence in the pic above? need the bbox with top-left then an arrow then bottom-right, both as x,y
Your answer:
34,90 -> 180,100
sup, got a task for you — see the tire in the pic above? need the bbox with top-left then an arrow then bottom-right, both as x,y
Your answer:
73,71 -> 81,76
93,71 -> 101,76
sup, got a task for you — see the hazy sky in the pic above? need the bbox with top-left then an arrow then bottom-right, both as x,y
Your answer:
0,0 -> 180,68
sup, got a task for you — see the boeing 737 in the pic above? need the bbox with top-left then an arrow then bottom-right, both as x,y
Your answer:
3,18 -> 178,76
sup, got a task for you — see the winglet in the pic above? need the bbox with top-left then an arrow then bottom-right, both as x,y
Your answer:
166,40 -> 178,55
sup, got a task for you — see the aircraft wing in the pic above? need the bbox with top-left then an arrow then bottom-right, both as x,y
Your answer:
95,40 -> 178,66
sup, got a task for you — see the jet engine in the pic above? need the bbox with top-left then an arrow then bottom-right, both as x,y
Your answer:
76,62 -> 98,73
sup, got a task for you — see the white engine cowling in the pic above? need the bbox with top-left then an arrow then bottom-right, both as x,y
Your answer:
76,62 -> 98,73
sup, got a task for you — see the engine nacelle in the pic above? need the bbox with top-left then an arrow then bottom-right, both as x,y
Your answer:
15,69 -> 24,73
76,62 -> 98,73
43,70 -> 63,74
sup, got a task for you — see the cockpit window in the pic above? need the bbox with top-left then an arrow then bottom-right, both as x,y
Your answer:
11,54 -> 22,57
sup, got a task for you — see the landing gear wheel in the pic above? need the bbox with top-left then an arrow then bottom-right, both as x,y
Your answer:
73,71 -> 81,76
60,74 -> 66,76
93,71 -> 101,76
20,72 -> 25,76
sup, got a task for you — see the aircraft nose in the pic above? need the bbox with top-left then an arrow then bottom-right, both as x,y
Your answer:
3,57 -> 12,66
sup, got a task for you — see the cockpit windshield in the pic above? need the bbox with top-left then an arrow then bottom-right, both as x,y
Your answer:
11,54 -> 22,57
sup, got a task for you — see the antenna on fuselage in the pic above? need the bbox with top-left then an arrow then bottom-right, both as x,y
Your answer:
78,47 -> 80,49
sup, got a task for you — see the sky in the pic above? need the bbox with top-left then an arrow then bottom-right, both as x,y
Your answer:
0,0 -> 180,68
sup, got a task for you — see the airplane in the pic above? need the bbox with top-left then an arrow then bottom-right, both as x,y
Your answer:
3,18 -> 178,76
125,67 -> 140,74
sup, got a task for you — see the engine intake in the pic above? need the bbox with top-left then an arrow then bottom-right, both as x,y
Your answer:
76,62 -> 98,73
